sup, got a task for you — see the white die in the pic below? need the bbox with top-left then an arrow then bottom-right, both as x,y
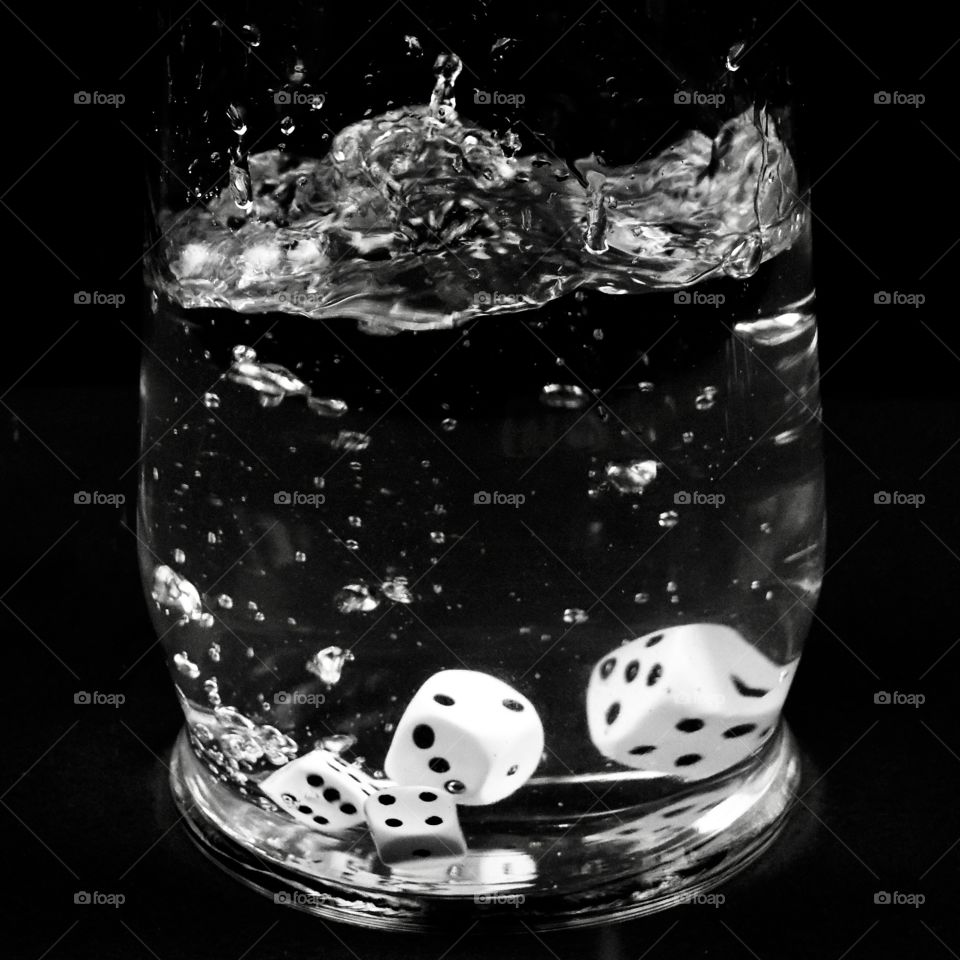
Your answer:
586,624 -> 796,781
260,749 -> 379,832
384,670 -> 544,806
363,785 -> 467,867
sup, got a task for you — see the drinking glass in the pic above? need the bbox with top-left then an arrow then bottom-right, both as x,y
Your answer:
140,0 -> 822,929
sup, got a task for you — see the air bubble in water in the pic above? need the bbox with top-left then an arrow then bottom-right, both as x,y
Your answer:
381,577 -> 414,604
441,418 -> 458,432
232,344 -> 256,363
345,539 -> 359,551
174,652 -> 200,679
430,531 -> 446,544
173,548 -> 186,564
208,642 -> 221,663
348,516 -> 362,528
658,510 -> 679,529
563,608 -> 589,625
306,646 -> 355,686
540,383 -> 587,409
634,592 -> 650,604
280,116 -> 296,136
333,430 -> 371,452
723,234 -> 762,279
760,522 -> 772,534
202,392 -> 221,409
308,396 -> 348,418
229,359 -> 309,400
695,392 -> 716,411
294,551 -> 307,563
335,583 -> 379,613
638,381 -> 655,393
682,431 -> 695,444
152,565 -> 202,620
217,594 -> 234,609
605,460 -> 658,495
241,23 -> 261,47
726,41 -> 746,72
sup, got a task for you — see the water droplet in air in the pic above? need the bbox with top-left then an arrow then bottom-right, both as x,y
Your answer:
335,583 -> 379,614
540,383 -> 587,409
404,35 -> 422,56
381,577 -> 414,604
634,592 -> 650,604
174,652 -> 200,679
348,516 -> 362,528
695,392 -> 716,411
217,594 -> 233,609
638,381 -> 655,393
202,392 -> 220,409
430,531 -> 446,545
658,510 -> 679,529
605,460 -> 658,495
682,431 -> 695,444
441,418 -> 458,432
173,548 -> 186,564
666,580 -> 678,593
306,646 -> 355,686
208,643 -> 221,663
563,608 -> 589,624
726,41 -> 746,72
294,551 -> 307,563
345,539 -> 359,551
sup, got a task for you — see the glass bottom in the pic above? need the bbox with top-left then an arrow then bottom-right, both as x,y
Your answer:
169,725 -> 801,930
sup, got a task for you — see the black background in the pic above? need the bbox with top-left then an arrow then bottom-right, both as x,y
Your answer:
2,1 -> 958,957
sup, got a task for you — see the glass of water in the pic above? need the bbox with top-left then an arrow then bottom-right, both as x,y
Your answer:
140,0 -> 822,929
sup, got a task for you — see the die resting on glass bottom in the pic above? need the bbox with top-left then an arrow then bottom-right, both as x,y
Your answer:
168,623 -> 802,926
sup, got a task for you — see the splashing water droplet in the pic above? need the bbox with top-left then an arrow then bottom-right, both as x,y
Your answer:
723,234 -> 762,278
726,41 -> 746,72
404,35 -> 422,56
430,52 -> 463,123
